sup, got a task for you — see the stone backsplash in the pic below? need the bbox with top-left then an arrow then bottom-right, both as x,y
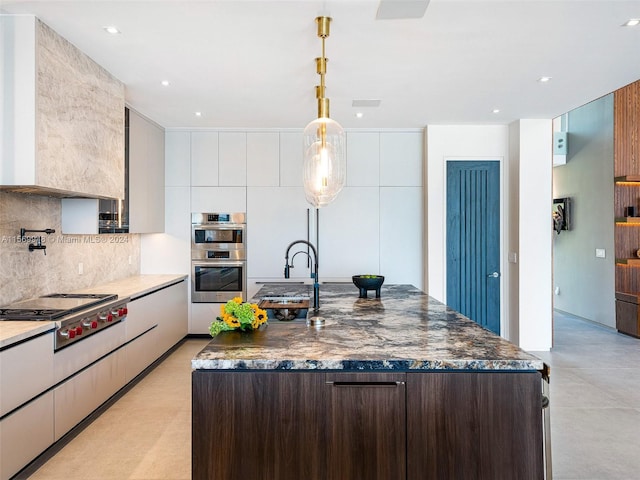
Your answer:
0,191 -> 139,305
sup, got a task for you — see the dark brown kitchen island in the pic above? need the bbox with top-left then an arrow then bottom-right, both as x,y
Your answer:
192,284 -> 548,480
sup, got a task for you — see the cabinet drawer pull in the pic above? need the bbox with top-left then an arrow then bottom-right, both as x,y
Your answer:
325,381 -> 404,387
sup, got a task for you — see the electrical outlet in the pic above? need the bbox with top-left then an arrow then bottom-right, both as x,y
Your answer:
128,255 -> 132,265
78,262 -> 83,275
595,248 -> 606,258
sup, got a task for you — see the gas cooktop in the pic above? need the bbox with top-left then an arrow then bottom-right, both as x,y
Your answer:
0,293 -> 118,321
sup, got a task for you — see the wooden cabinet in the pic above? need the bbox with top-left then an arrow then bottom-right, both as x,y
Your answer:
614,80 -> 640,336
326,372 -> 406,480
192,370 -> 543,480
406,372 -> 543,480
0,16 -> 124,199
193,371 -> 327,480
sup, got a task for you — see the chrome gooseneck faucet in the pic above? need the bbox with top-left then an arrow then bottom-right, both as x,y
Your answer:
284,240 -> 320,316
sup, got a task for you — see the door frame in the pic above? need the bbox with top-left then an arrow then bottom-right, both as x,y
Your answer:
443,157 -> 506,337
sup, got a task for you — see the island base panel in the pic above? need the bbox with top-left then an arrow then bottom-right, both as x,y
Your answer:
407,371 -> 544,480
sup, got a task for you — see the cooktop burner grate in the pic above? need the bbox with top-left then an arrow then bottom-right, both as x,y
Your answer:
0,308 -> 68,320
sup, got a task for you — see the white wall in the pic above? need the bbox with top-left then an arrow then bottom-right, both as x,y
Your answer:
510,120 -> 553,351
425,125 -> 511,337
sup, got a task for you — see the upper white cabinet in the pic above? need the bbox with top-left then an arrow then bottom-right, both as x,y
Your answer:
247,187 -> 311,278
280,131 -> 304,187
191,132 -> 219,186
247,133 -> 279,186
219,132 -> 247,186
380,132 -> 423,186
319,187 -> 380,277
191,187 -> 247,213
347,132 -> 380,186
165,131 -> 191,187
128,108 -> 165,233
380,187 -> 424,290
0,16 -> 124,199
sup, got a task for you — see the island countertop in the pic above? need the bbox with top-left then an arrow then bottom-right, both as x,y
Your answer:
192,284 -> 545,371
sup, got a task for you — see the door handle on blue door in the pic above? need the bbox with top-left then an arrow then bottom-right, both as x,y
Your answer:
487,272 -> 501,278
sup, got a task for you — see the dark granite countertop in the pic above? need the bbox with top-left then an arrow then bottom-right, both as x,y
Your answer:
191,284 -> 545,371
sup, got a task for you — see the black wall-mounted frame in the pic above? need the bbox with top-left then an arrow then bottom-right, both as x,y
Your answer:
553,197 -> 571,234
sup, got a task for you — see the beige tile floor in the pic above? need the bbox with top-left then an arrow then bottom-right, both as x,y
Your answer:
21,338 -> 209,480
18,313 -> 640,480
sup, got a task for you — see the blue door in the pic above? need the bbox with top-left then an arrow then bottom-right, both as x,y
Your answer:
446,161 -> 501,334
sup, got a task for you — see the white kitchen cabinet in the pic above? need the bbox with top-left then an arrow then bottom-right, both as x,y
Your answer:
219,132 -> 247,186
124,326 -> 159,383
141,186 -> 191,275
319,187 -> 380,278
380,187 -> 424,289
126,280 -> 188,356
166,131 -> 191,187
279,131 -> 304,187
54,322 -> 126,384
347,132 -> 380,186
247,132 -> 280,186
54,348 -> 126,440
0,392 -> 54,480
153,281 -> 188,354
128,108 -> 165,233
191,302 -> 223,335
380,132 -> 423,186
61,108 -> 165,234
0,16 -> 124,199
191,131 -> 219,186
247,187 -> 313,279
191,186 -> 247,213
0,332 -> 54,417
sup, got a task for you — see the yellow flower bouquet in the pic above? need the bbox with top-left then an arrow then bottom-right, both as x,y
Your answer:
209,297 -> 268,337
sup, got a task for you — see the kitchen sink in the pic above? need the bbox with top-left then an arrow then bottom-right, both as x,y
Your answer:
258,296 -> 310,321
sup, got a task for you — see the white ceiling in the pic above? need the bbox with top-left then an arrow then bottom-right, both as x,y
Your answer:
2,0 -> 640,129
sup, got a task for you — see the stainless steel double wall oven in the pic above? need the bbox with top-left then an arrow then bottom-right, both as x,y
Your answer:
191,213 -> 247,303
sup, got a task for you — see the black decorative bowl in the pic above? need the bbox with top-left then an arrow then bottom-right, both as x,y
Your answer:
352,275 -> 385,298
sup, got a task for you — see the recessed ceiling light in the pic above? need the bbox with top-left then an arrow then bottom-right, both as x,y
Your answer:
195,112 -> 202,117
352,99 -> 381,108
538,76 -> 552,83
492,109 -> 500,114
103,26 -> 121,35
376,0 -> 430,20
161,80 -> 170,87
623,19 -> 640,27
355,112 -> 364,119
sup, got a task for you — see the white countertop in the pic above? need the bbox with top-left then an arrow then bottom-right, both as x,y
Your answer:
0,274 -> 187,349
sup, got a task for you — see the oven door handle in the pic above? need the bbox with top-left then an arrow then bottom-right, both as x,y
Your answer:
192,261 -> 246,268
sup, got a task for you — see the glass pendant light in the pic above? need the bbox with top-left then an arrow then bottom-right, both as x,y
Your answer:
302,17 -> 346,208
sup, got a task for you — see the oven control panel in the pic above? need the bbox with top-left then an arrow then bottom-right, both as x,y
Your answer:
55,300 -> 128,350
